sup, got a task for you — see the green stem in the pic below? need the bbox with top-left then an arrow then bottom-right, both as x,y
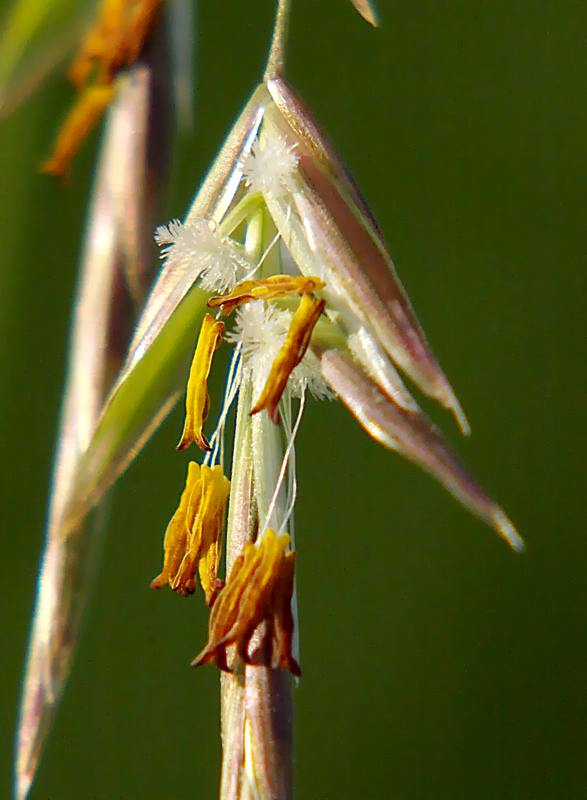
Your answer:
220,376 -> 294,800
219,206 -> 294,800
219,192 -> 264,240
220,379 -> 255,800
264,0 -> 292,80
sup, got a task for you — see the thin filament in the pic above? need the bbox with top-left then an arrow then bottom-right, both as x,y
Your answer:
261,388 -> 305,536
241,227 -> 282,283
204,344 -> 243,468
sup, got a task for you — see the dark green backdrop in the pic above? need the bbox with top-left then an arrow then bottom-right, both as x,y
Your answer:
2,1 -> 585,798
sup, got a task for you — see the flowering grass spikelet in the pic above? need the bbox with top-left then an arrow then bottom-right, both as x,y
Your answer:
143,45 -> 524,705
15,2 -> 525,798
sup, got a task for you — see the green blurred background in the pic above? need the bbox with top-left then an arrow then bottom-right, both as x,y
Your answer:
2,1 -> 586,797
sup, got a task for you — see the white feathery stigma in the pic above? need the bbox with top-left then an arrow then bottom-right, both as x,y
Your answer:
226,302 -> 329,400
226,302 -> 288,387
292,348 -> 331,400
242,133 -> 299,199
154,218 -> 253,293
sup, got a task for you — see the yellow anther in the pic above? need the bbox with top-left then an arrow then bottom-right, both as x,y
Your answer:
151,462 -> 230,604
192,466 -> 231,604
192,529 -> 300,675
177,314 -> 225,452
44,0 -> 162,177
41,85 -> 115,178
207,274 -> 324,316
251,293 -> 325,421
151,462 -> 198,595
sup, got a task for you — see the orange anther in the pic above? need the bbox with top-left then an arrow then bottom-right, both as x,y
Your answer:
208,274 -> 324,316
250,293 -> 325,421
41,84 -> 116,179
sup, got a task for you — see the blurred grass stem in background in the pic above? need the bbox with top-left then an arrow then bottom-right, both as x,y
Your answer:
13,5 -> 175,798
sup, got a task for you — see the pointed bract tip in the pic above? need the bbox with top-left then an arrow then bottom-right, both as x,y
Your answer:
447,390 -> 471,437
350,0 -> 380,26
435,376 -> 471,435
491,507 -> 525,553
14,765 -> 32,800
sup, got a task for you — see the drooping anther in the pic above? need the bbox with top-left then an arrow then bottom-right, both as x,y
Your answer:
177,314 -> 225,452
41,85 -> 115,178
192,529 -> 300,675
207,275 -> 324,316
151,462 -> 230,604
250,293 -> 325,421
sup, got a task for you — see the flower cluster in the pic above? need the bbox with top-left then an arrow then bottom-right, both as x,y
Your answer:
13,2 -> 522,797
149,74 -> 523,679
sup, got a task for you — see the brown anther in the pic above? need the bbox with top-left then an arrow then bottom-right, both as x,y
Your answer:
177,314 -> 225,452
251,293 -> 325,421
151,462 -> 230,604
207,274 -> 324,316
192,529 -> 300,675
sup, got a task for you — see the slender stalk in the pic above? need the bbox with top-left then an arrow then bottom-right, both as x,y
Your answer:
264,0 -> 292,80
243,658 -> 293,800
14,28 -> 172,798
220,378 -> 254,799
220,205 -> 295,798
220,378 -> 294,800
